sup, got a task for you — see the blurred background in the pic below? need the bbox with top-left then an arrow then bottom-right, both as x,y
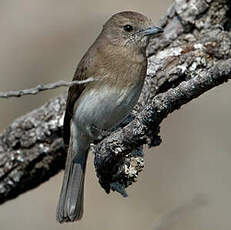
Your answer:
0,0 -> 231,229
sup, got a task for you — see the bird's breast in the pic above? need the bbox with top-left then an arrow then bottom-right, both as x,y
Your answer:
73,80 -> 143,134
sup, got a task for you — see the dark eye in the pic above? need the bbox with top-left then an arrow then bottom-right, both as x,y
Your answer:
123,24 -> 133,32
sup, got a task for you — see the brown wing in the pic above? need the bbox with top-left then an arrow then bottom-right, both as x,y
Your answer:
63,50 -> 95,145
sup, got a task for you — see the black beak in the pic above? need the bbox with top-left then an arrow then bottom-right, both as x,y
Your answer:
143,26 -> 163,36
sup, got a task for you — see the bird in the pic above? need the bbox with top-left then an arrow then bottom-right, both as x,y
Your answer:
56,11 -> 163,223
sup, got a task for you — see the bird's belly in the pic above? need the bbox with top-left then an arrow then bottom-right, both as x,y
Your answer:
74,83 -> 142,135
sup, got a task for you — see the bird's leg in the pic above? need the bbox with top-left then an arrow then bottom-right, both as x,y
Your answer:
87,124 -> 111,141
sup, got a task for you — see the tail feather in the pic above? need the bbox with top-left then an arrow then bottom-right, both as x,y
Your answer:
66,155 -> 87,221
56,123 -> 89,223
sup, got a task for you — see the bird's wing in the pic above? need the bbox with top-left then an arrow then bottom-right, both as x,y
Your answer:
63,52 -> 94,146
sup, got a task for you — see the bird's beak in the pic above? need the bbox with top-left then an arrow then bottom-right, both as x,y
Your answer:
143,26 -> 163,36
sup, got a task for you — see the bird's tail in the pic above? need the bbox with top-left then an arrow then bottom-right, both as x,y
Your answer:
56,124 -> 89,223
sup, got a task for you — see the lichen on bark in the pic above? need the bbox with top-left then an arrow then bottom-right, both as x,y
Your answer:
0,0 -> 230,202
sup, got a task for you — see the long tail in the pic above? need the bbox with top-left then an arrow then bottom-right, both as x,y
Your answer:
56,123 -> 89,223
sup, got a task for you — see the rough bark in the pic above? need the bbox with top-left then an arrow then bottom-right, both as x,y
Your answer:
0,0 -> 230,202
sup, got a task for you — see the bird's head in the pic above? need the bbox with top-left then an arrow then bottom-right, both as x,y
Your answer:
101,11 -> 163,51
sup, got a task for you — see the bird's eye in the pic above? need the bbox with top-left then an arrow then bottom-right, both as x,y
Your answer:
123,24 -> 133,32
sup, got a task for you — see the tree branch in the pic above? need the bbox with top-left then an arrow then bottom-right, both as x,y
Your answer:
0,0 -> 230,203
94,59 -> 231,194
0,78 -> 95,98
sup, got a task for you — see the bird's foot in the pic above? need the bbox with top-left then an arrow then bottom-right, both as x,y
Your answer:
89,125 -> 111,141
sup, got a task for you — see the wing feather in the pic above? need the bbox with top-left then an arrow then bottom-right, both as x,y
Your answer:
63,50 -> 95,145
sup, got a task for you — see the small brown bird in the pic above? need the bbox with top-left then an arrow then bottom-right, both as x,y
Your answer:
56,11 -> 163,223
